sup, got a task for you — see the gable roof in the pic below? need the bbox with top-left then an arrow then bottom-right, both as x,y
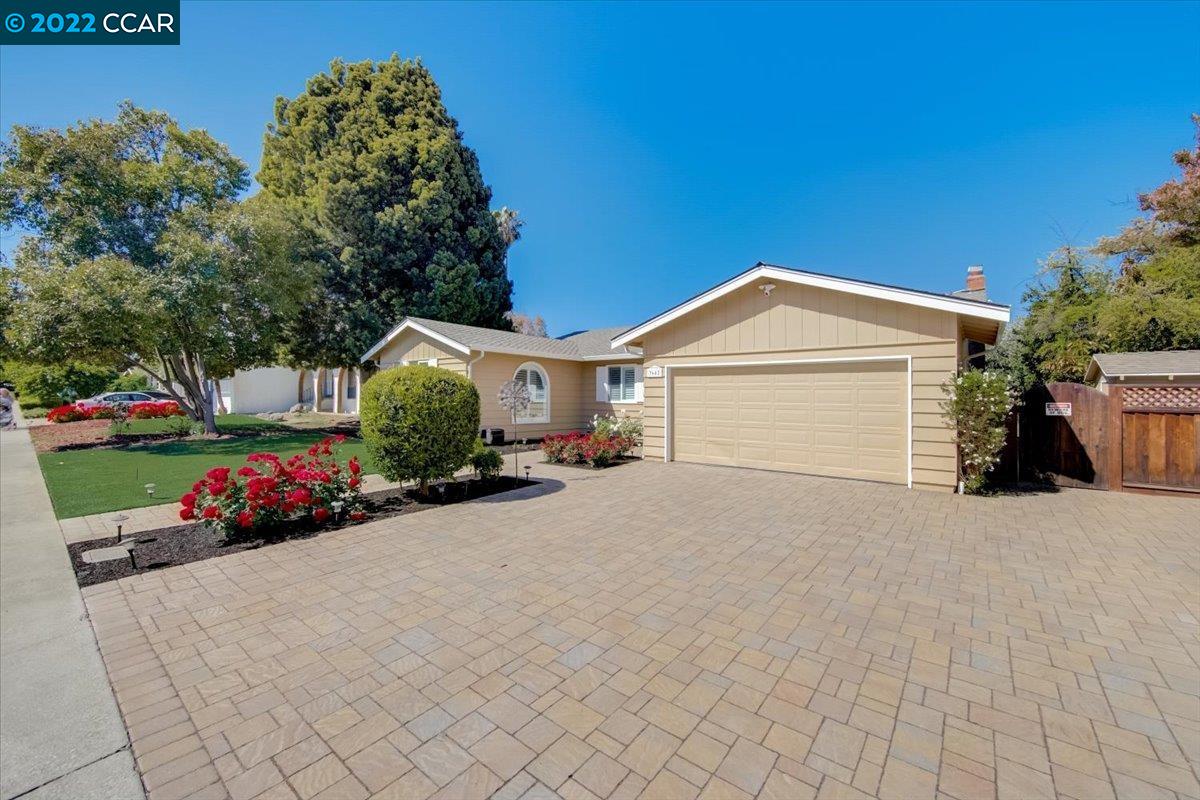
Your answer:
361,317 -> 641,364
611,262 -> 1011,348
1085,350 -> 1200,383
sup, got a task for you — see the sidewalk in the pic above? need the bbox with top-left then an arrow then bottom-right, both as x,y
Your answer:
0,405 -> 144,800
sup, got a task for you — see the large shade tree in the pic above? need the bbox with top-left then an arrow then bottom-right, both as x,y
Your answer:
0,102 -> 317,433
258,56 -> 516,370
989,116 -> 1200,389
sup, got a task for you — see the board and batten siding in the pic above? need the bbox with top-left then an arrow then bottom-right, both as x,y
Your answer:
372,331 -> 467,373
469,353 -> 588,439
638,281 -> 961,492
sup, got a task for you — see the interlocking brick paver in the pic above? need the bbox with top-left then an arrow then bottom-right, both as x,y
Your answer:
82,461 -> 1200,798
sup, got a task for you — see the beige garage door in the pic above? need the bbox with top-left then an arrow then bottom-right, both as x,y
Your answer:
671,360 -> 908,484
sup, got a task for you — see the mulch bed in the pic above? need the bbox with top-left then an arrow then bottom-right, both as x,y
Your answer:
544,455 -> 639,470
29,419 -> 113,452
68,475 -> 537,587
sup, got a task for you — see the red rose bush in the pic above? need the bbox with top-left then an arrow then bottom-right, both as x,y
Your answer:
128,400 -> 184,419
180,435 -> 365,538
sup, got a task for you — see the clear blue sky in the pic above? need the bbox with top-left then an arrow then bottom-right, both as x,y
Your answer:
2,1 -> 1197,335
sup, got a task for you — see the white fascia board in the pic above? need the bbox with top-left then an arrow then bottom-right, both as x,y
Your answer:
360,319 -> 472,363
612,265 -> 1011,348
578,353 -> 643,362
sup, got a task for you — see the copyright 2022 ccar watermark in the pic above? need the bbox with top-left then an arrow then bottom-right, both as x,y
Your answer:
1,0 -> 179,44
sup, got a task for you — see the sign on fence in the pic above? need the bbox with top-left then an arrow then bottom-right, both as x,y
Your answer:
1045,402 -> 1072,417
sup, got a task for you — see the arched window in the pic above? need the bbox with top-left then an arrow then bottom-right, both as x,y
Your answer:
513,362 -> 550,424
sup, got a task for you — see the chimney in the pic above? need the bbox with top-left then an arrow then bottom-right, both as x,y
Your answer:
965,264 -> 986,293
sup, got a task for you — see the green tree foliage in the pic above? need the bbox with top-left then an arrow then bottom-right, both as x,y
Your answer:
989,118 -> 1200,387
0,103 -> 318,433
359,364 -> 481,494
940,369 -> 1014,494
258,57 -> 516,369
0,360 -> 117,406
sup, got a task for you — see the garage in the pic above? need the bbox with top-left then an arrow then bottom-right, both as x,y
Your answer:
669,359 -> 910,484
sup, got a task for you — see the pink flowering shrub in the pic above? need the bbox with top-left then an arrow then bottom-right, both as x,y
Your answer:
541,432 -> 635,467
180,435 -> 365,538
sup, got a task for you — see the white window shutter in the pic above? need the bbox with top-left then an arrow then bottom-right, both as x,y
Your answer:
427,358 -> 438,368
596,366 -> 608,401
634,366 -> 644,402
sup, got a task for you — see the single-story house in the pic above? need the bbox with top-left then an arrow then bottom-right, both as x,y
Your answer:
360,262 -> 1010,492
1085,351 -> 1200,393
360,318 -> 644,440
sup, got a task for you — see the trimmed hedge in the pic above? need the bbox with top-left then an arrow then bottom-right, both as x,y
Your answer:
359,365 -> 481,492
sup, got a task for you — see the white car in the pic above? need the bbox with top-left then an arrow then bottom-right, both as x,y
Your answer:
76,390 -> 173,409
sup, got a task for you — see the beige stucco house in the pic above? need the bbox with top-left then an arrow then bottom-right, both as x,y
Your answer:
361,262 -> 1010,492
360,318 -> 645,440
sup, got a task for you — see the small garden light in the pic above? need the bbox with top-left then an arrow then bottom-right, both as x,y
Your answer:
112,513 -> 129,543
144,483 -> 156,497
331,500 -> 344,518
524,465 -> 531,481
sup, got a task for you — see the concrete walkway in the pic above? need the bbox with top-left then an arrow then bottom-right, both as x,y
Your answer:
0,405 -> 144,800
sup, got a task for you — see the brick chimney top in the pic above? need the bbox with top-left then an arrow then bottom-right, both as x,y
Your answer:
966,264 -> 986,292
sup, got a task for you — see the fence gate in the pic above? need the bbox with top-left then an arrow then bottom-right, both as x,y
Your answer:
1120,386 -> 1200,494
1022,383 -> 1116,489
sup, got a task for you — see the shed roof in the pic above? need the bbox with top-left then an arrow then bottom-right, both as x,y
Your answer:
1085,351 -> 1200,383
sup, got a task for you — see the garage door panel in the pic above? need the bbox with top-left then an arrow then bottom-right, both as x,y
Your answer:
671,361 -> 907,484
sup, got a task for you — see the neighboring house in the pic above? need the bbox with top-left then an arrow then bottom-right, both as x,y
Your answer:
1084,351 -> 1200,393
216,367 -> 306,414
360,317 -> 643,440
609,262 -> 1010,492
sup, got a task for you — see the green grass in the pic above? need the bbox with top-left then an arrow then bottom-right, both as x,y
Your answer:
114,414 -> 284,435
39,432 -> 373,519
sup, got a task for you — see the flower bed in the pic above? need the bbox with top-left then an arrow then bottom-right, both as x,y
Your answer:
68,474 -> 537,586
541,431 -> 637,468
181,435 -> 364,538
47,403 -> 117,423
128,400 -> 184,419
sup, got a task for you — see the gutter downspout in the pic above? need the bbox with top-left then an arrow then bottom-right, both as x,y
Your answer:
466,350 -> 486,379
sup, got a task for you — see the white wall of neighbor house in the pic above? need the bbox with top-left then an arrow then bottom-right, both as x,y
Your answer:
225,366 -> 305,414
635,281 -> 965,492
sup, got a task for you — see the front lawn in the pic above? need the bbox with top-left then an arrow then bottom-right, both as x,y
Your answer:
119,414 -> 283,435
39,432 -> 374,519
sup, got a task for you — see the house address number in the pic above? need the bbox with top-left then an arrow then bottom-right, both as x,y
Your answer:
1045,402 -> 1072,417
645,366 -> 664,378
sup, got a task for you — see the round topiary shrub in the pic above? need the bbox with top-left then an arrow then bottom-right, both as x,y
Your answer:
360,365 -> 481,493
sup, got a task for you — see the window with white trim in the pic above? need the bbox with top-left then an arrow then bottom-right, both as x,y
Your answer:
608,365 -> 638,402
513,362 -> 549,423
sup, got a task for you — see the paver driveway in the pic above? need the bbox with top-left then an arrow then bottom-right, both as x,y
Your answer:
82,461 -> 1200,800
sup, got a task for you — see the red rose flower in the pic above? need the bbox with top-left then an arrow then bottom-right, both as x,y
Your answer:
180,492 -> 198,508
237,510 -> 254,528
282,501 -> 296,514
313,507 -> 330,523
180,506 -> 195,521
206,467 -> 231,482
237,466 -> 259,477
209,482 -> 227,496
348,477 -> 360,489
349,510 -> 366,521
261,492 -> 280,508
202,505 -> 221,520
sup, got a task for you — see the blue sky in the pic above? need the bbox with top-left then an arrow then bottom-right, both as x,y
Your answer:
2,1 -> 1197,335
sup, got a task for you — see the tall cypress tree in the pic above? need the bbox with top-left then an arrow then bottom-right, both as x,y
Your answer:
259,56 -> 515,368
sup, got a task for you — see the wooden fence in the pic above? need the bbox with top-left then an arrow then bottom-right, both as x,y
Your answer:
999,382 -> 1199,495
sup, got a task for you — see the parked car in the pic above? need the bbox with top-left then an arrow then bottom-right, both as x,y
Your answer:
76,390 -> 173,409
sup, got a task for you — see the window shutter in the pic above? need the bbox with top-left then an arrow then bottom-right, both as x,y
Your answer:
608,367 -> 622,402
634,366 -> 644,402
515,368 -> 528,388
621,367 -> 636,402
596,366 -> 608,401
427,358 -> 438,368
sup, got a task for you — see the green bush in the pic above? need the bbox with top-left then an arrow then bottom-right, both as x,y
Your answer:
360,365 -> 481,493
1,360 -> 118,406
471,439 -> 504,480
940,369 -> 1014,494
107,371 -> 151,392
